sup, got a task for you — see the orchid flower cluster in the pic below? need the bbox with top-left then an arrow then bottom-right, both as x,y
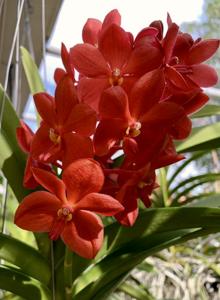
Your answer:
15,10 -> 219,259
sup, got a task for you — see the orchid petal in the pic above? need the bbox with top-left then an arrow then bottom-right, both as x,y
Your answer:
115,186 -> 138,227
165,66 -> 189,90
78,77 -> 109,112
82,18 -> 102,45
99,86 -> 131,120
99,24 -> 132,69
61,210 -> 103,259
102,9 -> 121,30
14,191 -> 60,232
31,123 -> 61,163
183,92 -> 209,115
76,192 -> 123,216
130,69 -> 165,119
62,133 -> 94,169
33,93 -> 56,127
62,159 -> 104,203
188,64 -> 219,87
16,121 -> 33,153
186,39 -> 220,65
54,68 -> 66,84
125,39 -> 163,75
70,44 -> 109,76
63,103 -> 97,136
94,119 -> 126,156
55,75 -> 78,126
162,22 -> 179,63
32,168 -> 66,202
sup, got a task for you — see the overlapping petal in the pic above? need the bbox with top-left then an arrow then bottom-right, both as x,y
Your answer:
186,39 -> 220,65
99,24 -> 132,69
16,121 -> 33,153
61,210 -> 103,259
31,123 -> 61,162
82,18 -> 102,45
14,191 -> 60,232
63,103 -> 97,136
33,93 -> 56,127
77,77 -> 109,111
62,133 -> 94,168
70,44 -> 110,76
32,168 -> 66,202
130,69 -> 165,119
188,64 -> 219,87
62,159 -> 104,202
99,86 -> 131,120
54,75 -> 78,126
76,192 -> 123,215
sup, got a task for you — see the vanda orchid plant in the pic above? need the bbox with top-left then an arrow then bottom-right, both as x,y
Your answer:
1,9 -> 220,300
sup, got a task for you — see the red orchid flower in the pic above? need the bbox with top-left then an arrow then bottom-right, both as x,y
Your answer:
148,15 -> 220,92
16,120 -> 52,189
82,9 -> 121,46
94,69 -> 191,156
54,43 -> 75,84
113,164 -> 156,226
70,15 -> 161,111
14,159 -> 123,259
31,75 -> 96,166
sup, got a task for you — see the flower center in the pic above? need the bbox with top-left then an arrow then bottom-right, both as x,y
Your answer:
48,206 -> 73,241
126,121 -> 142,137
109,68 -> 124,86
49,128 -> 61,144
57,207 -> 73,222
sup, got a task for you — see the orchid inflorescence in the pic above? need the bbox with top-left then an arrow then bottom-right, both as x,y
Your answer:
15,10 -> 219,259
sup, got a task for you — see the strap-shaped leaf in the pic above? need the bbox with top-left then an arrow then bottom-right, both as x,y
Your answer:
118,281 -> 155,300
20,47 -> 45,94
0,265 -> 51,300
192,104 -> 220,118
0,233 -> 50,284
71,207 -> 220,298
73,227 -> 218,299
0,85 -> 28,202
176,122 -> 220,153
170,173 -> 220,197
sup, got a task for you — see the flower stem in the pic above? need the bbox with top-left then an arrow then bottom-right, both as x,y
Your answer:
64,247 -> 73,300
159,168 -> 169,206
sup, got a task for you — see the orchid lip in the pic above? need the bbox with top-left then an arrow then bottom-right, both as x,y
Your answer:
126,121 -> 142,137
109,67 -> 124,86
57,206 -> 73,222
49,128 -> 61,144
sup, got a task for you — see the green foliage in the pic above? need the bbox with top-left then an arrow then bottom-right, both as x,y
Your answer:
0,265 -> 51,300
0,233 -> 50,284
0,85 -> 28,202
20,47 -> 45,94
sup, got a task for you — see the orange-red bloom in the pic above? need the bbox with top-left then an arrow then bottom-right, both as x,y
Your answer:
14,159 -> 123,259
31,75 -> 96,166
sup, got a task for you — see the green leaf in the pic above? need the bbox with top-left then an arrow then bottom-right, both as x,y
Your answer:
0,233 -> 50,284
168,151 -> 207,187
73,228 -> 214,300
192,104 -> 220,118
170,173 -> 220,205
20,47 -> 44,94
72,207 -> 220,299
187,194 -> 220,207
176,122 -> 220,153
169,173 -> 220,197
0,85 -> 28,202
0,265 -> 51,300
118,281 -> 155,300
